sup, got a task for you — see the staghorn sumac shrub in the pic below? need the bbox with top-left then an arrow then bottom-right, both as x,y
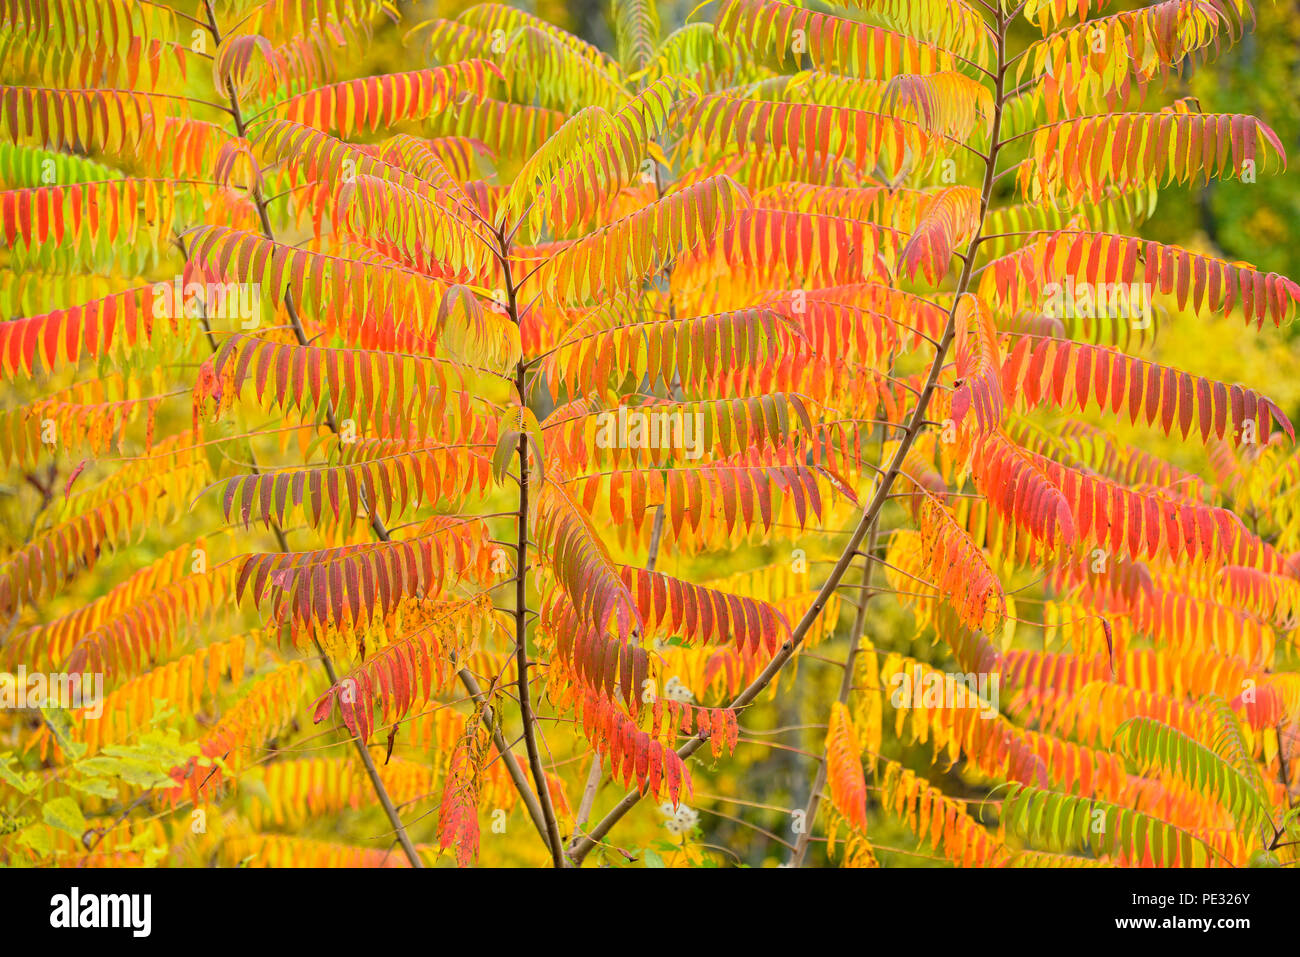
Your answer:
0,0 -> 1298,870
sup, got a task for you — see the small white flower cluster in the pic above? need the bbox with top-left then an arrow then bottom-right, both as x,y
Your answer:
662,675 -> 693,703
659,802 -> 699,835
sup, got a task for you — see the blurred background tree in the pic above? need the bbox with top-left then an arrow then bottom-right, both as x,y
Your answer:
1148,1 -> 1300,280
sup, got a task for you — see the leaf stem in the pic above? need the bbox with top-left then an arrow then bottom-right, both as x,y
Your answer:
787,521 -> 881,867
499,228 -> 567,868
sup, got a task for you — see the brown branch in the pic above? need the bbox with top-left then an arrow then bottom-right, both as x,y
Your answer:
193,0 -> 545,869
566,7 -> 1014,867
500,229 -> 567,867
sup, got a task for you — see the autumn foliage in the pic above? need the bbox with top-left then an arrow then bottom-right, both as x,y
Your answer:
1,0 -> 1299,869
